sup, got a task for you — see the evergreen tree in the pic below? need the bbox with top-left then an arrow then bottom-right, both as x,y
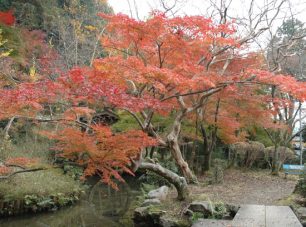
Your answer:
0,0 -> 113,68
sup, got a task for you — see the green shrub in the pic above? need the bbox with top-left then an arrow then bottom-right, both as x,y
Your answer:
63,164 -> 84,180
212,201 -> 227,219
191,212 -> 204,223
296,164 -> 306,197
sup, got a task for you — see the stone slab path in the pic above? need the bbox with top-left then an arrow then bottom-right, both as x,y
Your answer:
192,205 -> 302,227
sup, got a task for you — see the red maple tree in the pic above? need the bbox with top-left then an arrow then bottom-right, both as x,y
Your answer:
93,12 -> 306,184
1,10 -> 306,199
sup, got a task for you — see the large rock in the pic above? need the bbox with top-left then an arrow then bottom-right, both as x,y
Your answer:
188,201 -> 214,217
148,186 -> 169,201
160,216 -> 189,227
141,198 -> 161,207
133,206 -> 166,227
225,203 -> 240,217
134,206 -> 150,218
134,204 -> 189,227
183,208 -> 194,217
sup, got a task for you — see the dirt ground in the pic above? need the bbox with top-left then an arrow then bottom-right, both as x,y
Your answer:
188,169 -> 299,205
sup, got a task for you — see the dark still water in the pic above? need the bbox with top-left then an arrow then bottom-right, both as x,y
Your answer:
0,181 -> 141,227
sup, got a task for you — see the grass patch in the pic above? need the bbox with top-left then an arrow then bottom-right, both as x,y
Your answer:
0,124 -> 85,216
0,168 -> 84,216
0,168 -> 83,201
277,194 -> 298,206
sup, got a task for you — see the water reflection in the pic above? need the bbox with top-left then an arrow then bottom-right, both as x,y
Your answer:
0,182 -> 140,227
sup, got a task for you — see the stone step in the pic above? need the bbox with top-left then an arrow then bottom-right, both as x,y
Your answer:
232,205 -> 302,227
232,204 -> 266,227
192,205 -> 302,227
265,205 -> 302,227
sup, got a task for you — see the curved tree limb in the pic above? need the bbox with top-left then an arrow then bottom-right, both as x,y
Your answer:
138,162 -> 189,201
0,167 -> 47,180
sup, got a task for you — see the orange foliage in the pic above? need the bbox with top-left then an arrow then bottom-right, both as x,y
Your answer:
96,13 -> 236,96
5,157 -> 39,167
0,166 -> 11,175
97,12 -> 306,107
45,126 -> 157,189
97,12 -> 306,145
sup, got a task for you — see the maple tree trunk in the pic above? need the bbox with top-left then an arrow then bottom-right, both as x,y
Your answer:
200,143 -> 212,174
167,112 -> 198,184
139,162 -> 189,200
169,139 -> 197,183
200,100 -> 219,174
202,151 -> 212,173
188,142 -> 196,171
271,145 -> 280,175
200,124 -> 217,174
145,147 -> 155,158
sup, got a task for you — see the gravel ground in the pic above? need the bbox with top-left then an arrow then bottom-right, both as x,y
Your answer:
188,169 -> 298,205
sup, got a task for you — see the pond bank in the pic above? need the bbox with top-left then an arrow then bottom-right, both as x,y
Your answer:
0,169 -> 84,217
0,178 -> 141,227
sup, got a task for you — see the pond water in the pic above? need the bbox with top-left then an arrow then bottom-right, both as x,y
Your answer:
0,180 -> 141,227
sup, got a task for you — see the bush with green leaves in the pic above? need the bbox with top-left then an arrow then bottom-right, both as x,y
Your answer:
211,201 -> 227,219
191,212 -> 204,223
296,164 -> 306,197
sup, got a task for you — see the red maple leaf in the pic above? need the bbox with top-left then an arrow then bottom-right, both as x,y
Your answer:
0,10 -> 15,26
